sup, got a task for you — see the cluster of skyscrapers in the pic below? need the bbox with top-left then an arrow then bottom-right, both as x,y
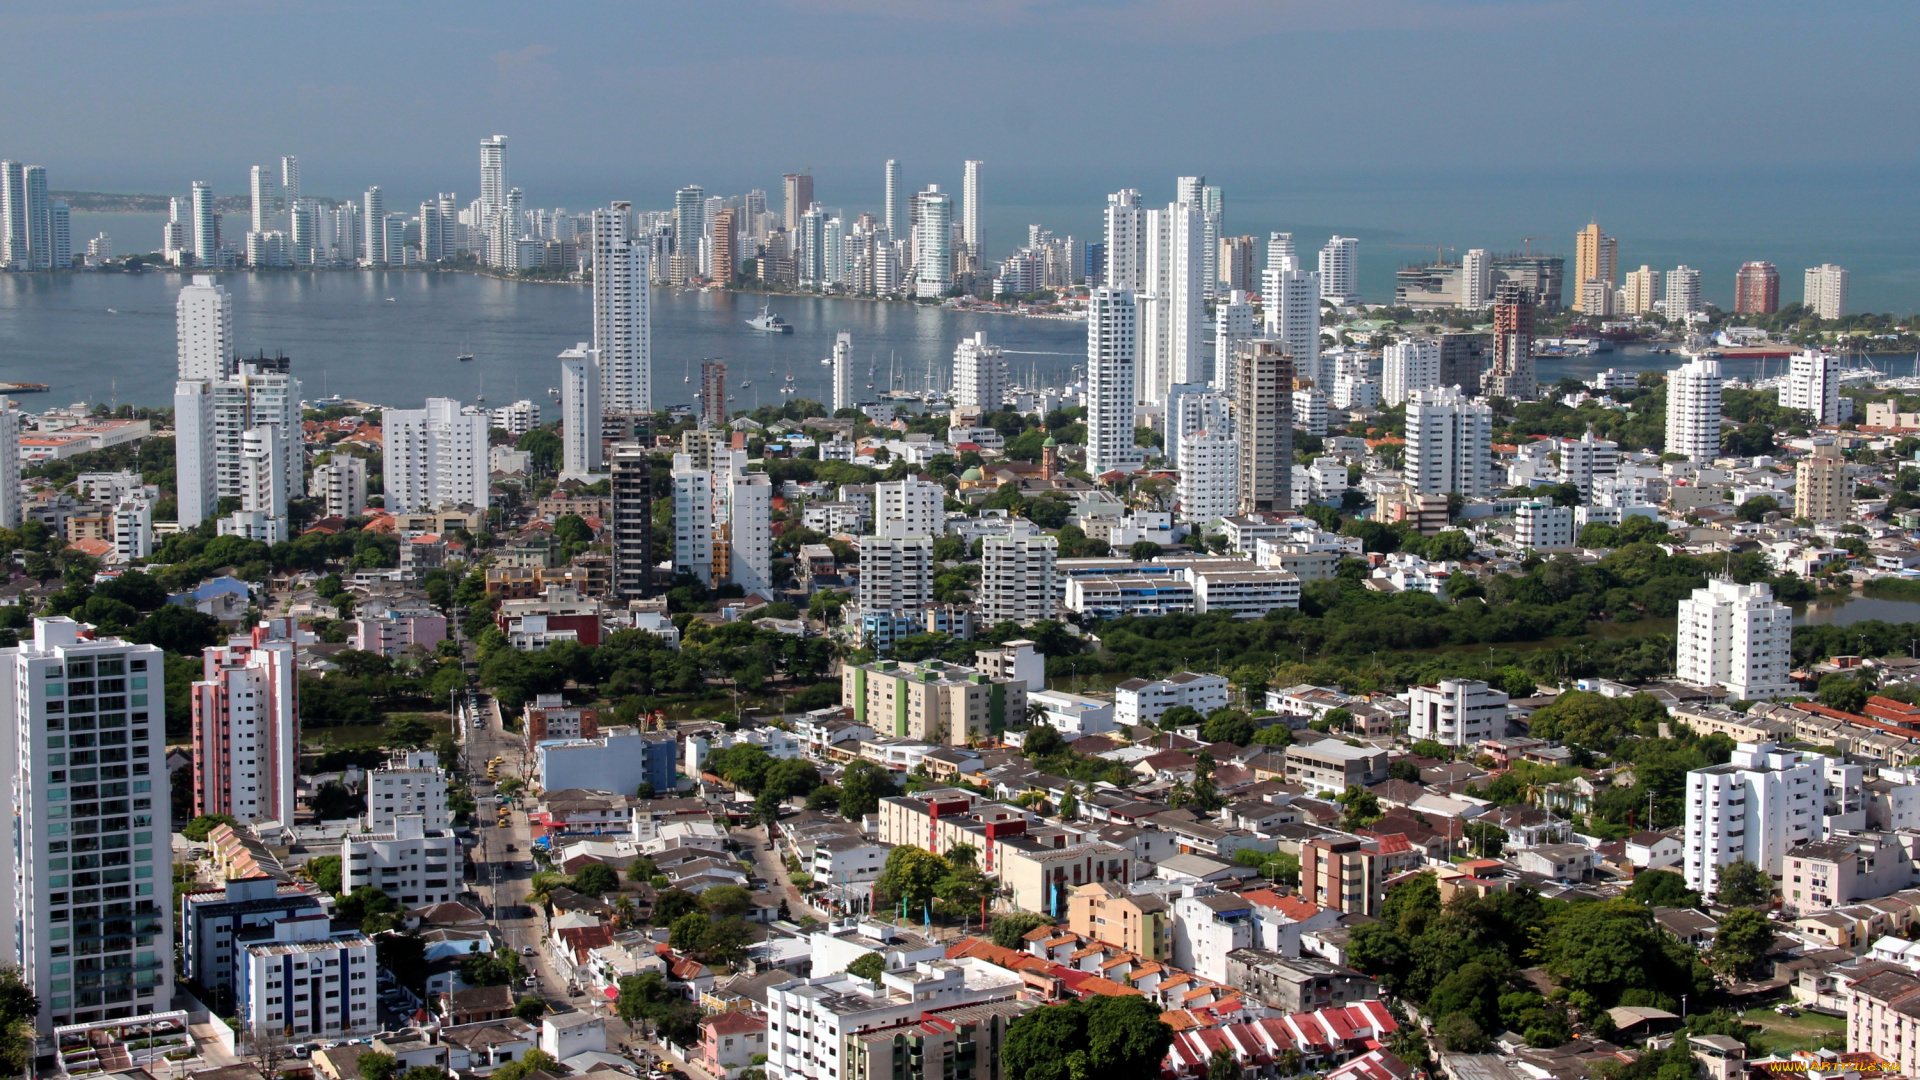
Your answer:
0,159 -> 71,270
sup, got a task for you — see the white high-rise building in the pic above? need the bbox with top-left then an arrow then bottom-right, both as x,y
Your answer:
1291,388 -> 1328,437
914,186 -> 952,298
1676,579 -> 1792,701
238,425 -> 289,520
1318,235 -> 1358,304
1170,386 -> 1228,471
672,458 -> 715,583
1683,740 -> 1822,894
950,332 -> 1007,412
1103,189 -> 1146,291
1780,350 -> 1842,426
1407,679 -> 1509,747
190,180 -> 217,268
279,156 -> 299,210
856,537 -> 935,617
175,275 -> 233,381
592,203 -> 652,413
1805,264 -> 1850,320
1555,429 -> 1619,499
342,814 -> 457,909
831,332 -> 856,412
249,166 -> 276,234
0,161 -> 24,269
418,202 -> 443,263
289,201 -> 319,266
361,187 -> 386,267
212,364 -> 303,506
978,527 -> 1057,625
1085,288 -> 1142,475
191,627 -> 298,827
1139,202 -> 1203,404
961,160 -> 983,253
1177,407 -> 1237,526
0,404 -> 17,528
1462,248 -> 1492,309
1665,265 -> 1702,323
312,454 -> 367,519
174,380 -> 217,526
1213,290 -> 1254,393
883,159 -> 902,238
1382,337 -> 1442,405
1261,234 -> 1322,387
364,750 -> 451,833
382,399 -> 490,513
724,473 -> 773,599
0,619 -> 174,1032
875,479 -> 944,541
557,344 -> 604,480
1664,357 -> 1723,462
1404,386 -> 1493,497
480,135 -> 508,217
111,494 -> 152,562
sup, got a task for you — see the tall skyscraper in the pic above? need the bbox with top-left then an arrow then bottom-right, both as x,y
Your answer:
1085,288 -> 1141,475
480,135 -> 508,217
289,201 -> 319,266
1664,357 -> 1724,463
1212,291 -> 1253,394
610,442 -> 654,601
1218,235 -> 1255,294
1234,340 -> 1293,513
699,359 -> 728,428
1572,222 -> 1617,312
558,345 -> 604,480
724,472 -> 773,599
382,213 -> 407,266
951,332 -> 1007,411
0,161 -> 25,269
671,184 -> 704,285
22,166 -> 50,271
382,399 -> 490,513
0,618 -> 175,1032
592,202 -> 652,413
883,160 -> 902,238
1103,190 -> 1145,292
914,186 -> 952,298
1805,264 -> 1850,319
1382,337 -> 1442,406
1461,248 -> 1491,309
1261,233 -> 1322,388
1735,261 -> 1780,314
711,207 -> 737,284
361,187 -> 386,267
1622,265 -> 1661,314
0,404 -> 19,528
249,166 -> 276,234
192,623 -> 299,826
1665,265 -> 1702,323
176,275 -> 233,381
830,332 -> 856,412
1482,282 -> 1537,400
312,454 -> 367,518
1796,442 -> 1848,523
1780,350 -> 1842,426
1318,235 -> 1358,304
1140,201 -> 1202,404
1675,580 -> 1793,703
174,380 -> 217,526
190,181 -> 217,268
1404,386 -> 1493,498
418,202 -> 443,263
1198,184 -> 1223,300
279,155 -> 299,210
782,173 -> 813,232
961,160 -> 983,253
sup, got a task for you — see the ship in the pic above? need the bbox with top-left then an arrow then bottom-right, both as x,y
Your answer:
457,353 -> 474,362
745,305 -> 792,333
0,383 -> 50,394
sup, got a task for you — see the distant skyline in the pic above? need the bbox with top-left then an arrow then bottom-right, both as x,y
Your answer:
10,0 -> 1920,310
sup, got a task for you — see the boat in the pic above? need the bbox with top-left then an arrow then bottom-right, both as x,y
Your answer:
457,353 -> 473,362
0,383 -> 50,394
745,305 -> 792,333
740,379 -> 752,388
820,357 -> 833,366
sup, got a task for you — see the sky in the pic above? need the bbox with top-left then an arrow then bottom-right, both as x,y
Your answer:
9,0 -> 1920,307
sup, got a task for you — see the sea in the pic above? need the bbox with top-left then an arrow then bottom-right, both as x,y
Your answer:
0,263 -> 1850,413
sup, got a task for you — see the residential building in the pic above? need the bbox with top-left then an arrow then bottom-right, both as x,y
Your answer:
0,618 -> 173,1031
842,1000 -> 1027,1080
1068,882 -> 1172,960
1846,967 -> 1920,1076
1113,672 -> 1230,727
1572,223 -> 1617,313
182,877 -> 325,1003
235,913 -> 376,1038
977,529 -> 1056,626
915,187 -> 952,298
1780,836 -> 1914,917
1177,424 -> 1237,524
1780,350 -> 1843,426
724,473 -> 774,599
341,815 -> 459,908
1318,236 -> 1358,304
176,275 -> 234,380
0,161 -> 22,268
1139,200 -> 1203,404
1212,291 -> 1254,393
1796,443 -> 1849,522
1676,578 -> 1792,701
1482,281 -> 1536,399
1406,679 -> 1509,747
950,332 -> 1006,412
191,623 -> 298,826
855,537 -> 935,651
1300,836 -> 1412,917
1664,357 -> 1724,463
384,398 -> 489,513
1262,233 -> 1322,387
610,443 -> 654,602
1462,248 -> 1492,309
1284,742 -> 1390,793
592,202 -> 653,413
1666,265 -> 1702,323
1168,890 -> 1253,983
1805,264 -> 1850,319
830,333 -> 856,412
365,750 -> 451,834
1186,566 -> 1301,616
1084,287 -> 1142,475
558,344 -> 604,480
1622,265 -> 1661,315
1222,950 -> 1378,1015
1382,338 -> 1440,406
535,727 -> 677,795
1404,386 -> 1492,498
1682,741 -> 1823,895
1514,501 -> 1575,550
312,455 -> 367,519
1235,339 -> 1293,513
764,962 -> 1024,1080
841,658 -> 1028,745
875,478 -> 944,540
1735,261 -> 1780,314
1555,429 -> 1618,499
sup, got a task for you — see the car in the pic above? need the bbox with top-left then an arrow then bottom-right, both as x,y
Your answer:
522,976 -> 538,988
521,946 -> 536,956
505,844 -> 517,852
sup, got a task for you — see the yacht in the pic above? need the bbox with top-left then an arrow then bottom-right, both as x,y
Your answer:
745,305 -> 792,333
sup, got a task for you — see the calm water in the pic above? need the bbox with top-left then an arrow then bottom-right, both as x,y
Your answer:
0,269 -> 1814,412
1795,596 -> 1920,628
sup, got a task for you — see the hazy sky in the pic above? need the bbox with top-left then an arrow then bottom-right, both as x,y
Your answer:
11,1 -> 1920,306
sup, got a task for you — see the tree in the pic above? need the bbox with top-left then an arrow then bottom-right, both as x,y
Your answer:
1818,673 -> 1870,715
1336,785 -> 1383,829
990,912 -> 1055,949
0,969 -> 36,1076
1736,494 -> 1780,522
492,1050 -> 558,1080
1004,995 -> 1174,1080
357,1052 -> 399,1080
839,760 -> 899,820
876,846 -> 948,912
1708,908 -> 1776,979
514,996 -> 547,1022
181,813 -> 238,841
1207,1047 -> 1238,1080
1022,724 -> 1067,758
1626,869 -> 1699,910
1715,860 -> 1772,907
571,862 -> 619,896
1435,1014 -> 1490,1053
304,854 -> 343,895
700,884 -> 753,919
847,952 -> 886,984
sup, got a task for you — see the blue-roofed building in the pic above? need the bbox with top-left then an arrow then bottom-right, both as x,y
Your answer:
169,575 -> 253,620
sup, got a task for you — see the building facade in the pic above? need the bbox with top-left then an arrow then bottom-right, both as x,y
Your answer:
191,624 -> 298,826
1676,579 -> 1793,701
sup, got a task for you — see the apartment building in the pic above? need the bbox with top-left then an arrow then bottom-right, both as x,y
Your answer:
842,659 -> 1027,746
1283,741 -> 1390,793
1682,741 -> 1822,895
764,961 -> 1024,1080
1067,882 -> 1172,961
341,814 -> 459,908
1406,679 -> 1509,747
1113,672 -> 1230,727
364,750 -> 451,834
235,913 -> 377,1039
182,877 -> 326,1002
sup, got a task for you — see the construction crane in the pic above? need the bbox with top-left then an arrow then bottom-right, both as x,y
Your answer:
1381,243 -> 1457,264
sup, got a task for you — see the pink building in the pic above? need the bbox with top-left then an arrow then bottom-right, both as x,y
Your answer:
192,620 -> 299,825
350,611 -> 448,657
699,1011 -> 768,1079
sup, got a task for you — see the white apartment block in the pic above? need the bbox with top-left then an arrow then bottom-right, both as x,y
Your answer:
341,814 -> 459,909
1407,679 -> 1509,747
212,365 -> 303,504
1405,386 -> 1493,497
1514,501 -> 1575,550
672,459 -> 714,583
764,962 -> 1023,1080
725,473 -> 774,599
0,619 -> 173,1031
1085,287 -> 1142,475
856,537 -> 935,615
1779,350 -> 1844,426
176,275 -> 233,380
1262,240 -> 1322,386
1682,741 -> 1822,894
1664,357 -> 1723,463
235,913 -> 377,1039
1665,265 -> 1702,323
1291,389 -> 1328,437
558,344 -> 604,480
1171,891 -> 1253,985
1177,427 -> 1238,524
1676,579 -> 1793,701
1113,672 -> 1230,727
1185,566 -> 1301,617
312,454 -> 368,519
1555,430 -> 1618,498
1382,338 -> 1441,405
978,529 -> 1057,626
1805,264 -> 1850,320
191,627 -> 298,827
365,750 -> 450,834
110,494 -> 151,563
1318,236 -> 1358,304
384,398 -> 489,513
491,399 -> 541,437
874,478 -> 943,540
950,332 -> 1007,411
592,202 -> 653,413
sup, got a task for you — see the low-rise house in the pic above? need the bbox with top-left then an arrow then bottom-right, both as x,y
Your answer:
440,1019 -> 539,1074
1511,843 -> 1597,881
1626,830 -> 1683,869
698,1011 -> 769,1079
442,984 -> 516,1026
1222,948 -> 1378,1014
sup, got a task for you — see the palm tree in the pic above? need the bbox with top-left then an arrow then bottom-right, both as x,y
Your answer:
611,894 -> 637,931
